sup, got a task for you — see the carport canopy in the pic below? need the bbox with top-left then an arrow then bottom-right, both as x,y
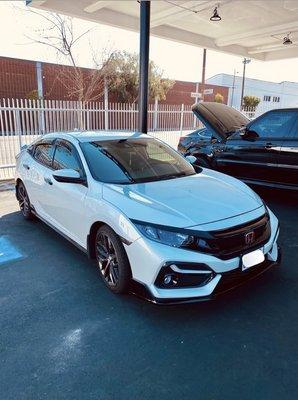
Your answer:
28,0 -> 298,131
29,0 -> 298,61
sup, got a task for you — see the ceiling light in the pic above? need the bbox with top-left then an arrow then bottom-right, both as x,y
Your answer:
210,5 -> 221,21
283,34 -> 293,45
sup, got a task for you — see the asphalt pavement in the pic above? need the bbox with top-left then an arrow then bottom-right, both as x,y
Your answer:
0,185 -> 297,400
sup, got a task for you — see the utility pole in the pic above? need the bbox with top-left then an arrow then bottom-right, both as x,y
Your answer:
231,69 -> 238,107
200,48 -> 207,101
240,58 -> 251,110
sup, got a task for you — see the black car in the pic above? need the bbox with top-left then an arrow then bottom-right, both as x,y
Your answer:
180,102 -> 298,190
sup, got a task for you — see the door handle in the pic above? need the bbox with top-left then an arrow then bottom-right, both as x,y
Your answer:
44,177 -> 53,186
265,142 -> 272,149
23,163 -> 30,170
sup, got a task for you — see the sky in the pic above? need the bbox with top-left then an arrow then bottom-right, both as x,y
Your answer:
1,1 -> 298,84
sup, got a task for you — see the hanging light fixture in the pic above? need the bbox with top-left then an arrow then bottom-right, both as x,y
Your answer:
210,5 -> 221,21
283,33 -> 293,45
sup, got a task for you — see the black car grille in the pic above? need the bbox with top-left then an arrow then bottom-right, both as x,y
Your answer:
199,212 -> 271,260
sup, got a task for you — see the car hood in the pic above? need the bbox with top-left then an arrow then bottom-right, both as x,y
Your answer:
192,102 -> 249,141
103,169 -> 263,228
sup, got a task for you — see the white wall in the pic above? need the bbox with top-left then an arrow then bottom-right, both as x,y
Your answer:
207,74 -> 298,113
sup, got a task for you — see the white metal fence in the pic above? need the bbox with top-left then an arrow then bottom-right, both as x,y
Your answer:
0,99 -> 201,179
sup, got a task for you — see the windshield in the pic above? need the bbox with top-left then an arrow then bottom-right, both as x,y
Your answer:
80,137 -> 196,184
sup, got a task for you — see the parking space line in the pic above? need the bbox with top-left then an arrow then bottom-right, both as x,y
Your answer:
0,236 -> 25,265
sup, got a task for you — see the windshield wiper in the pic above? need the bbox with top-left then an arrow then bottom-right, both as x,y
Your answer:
158,172 -> 189,181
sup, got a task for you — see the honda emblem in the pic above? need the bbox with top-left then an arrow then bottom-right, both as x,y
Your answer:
245,231 -> 255,245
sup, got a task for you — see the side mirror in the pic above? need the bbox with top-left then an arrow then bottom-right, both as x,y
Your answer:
185,155 -> 197,165
53,169 -> 86,184
240,128 -> 259,141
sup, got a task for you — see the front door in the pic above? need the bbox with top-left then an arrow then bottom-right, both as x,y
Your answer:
46,139 -> 89,247
215,109 -> 298,183
276,116 -> 298,187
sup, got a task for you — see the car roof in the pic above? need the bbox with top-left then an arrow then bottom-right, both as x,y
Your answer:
42,131 -> 149,142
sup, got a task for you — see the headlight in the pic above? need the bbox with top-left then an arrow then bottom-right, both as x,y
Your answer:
133,221 -> 194,248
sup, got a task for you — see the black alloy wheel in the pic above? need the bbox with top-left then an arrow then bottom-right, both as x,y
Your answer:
17,181 -> 34,220
95,225 -> 131,294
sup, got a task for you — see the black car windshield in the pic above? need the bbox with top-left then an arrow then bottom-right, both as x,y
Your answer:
80,137 -> 196,184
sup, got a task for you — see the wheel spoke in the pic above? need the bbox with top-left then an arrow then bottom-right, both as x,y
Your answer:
109,270 -> 116,285
96,243 -> 108,260
110,264 -> 119,283
102,259 -> 111,277
18,186 -> 28,213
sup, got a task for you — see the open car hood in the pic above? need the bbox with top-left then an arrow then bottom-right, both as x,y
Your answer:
192,102 -> 249,141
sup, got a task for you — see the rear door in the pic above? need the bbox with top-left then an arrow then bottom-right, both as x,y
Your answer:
276,114 -> 298,187
23,140 -> 56,218
215,109 -> 297,182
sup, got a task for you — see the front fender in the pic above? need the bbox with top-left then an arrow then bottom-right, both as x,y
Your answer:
87,198 -> 141,246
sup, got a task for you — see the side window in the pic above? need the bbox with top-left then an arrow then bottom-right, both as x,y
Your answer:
53,142 -> 84,176
33,143 -> 55,168
248,111 -> 298,139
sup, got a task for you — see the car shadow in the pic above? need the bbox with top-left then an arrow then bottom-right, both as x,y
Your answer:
1,185 -> 296,326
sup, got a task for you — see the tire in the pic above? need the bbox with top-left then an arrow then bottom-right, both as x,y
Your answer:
17,181 -> 34,220
194,157 -> 210,168
95,225 -> 132,294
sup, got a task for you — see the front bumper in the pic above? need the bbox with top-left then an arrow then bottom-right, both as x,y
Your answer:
125,208 -> 281,304
130,247 -> 281,304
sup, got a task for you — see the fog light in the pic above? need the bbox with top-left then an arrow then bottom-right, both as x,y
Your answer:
163,274 -> 178,286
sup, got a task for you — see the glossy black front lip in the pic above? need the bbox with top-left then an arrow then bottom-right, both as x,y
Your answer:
129,247 -> 281,305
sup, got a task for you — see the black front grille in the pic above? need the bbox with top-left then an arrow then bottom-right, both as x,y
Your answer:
206,212 -> 271,260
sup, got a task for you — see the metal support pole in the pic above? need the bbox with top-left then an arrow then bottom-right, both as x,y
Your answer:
180,104 -> 184,134
153,97 -> 158,131
15,109 -> 22,150
104,77 -> 109,130
36,62 -> 43,98
138,0 -> 151,133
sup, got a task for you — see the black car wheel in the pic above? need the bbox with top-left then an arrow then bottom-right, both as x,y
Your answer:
17,181 -> 34,220
95,225 -> 131,294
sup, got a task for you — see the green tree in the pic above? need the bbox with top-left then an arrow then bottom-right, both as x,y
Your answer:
214,93 -> 224,103
105,51 -> 174,103
243,95 -> 260,108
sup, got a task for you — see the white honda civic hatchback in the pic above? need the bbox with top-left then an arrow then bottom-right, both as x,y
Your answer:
15,131 -> 281,304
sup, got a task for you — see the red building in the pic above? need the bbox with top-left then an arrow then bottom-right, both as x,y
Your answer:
0,56 -> 229,104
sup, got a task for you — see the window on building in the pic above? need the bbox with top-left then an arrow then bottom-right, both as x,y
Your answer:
263,95 -> 271,102
273,96 -> 280,103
